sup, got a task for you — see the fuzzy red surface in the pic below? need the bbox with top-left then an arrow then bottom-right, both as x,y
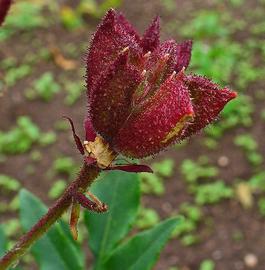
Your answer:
89,51 -> 141,142
141,16 -> 160,53
86,9 -> 142,98
0,0 -> 11,26
113,72 -> 193,158
84,117 -> 97,142
85,9 -> 236,159
181,75 -> 237,139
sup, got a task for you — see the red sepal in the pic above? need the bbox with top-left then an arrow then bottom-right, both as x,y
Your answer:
181,75 -> 237,138
175,40 -> 192,72
64,116 -> 85,155
141,16 -> 160,53
86,9 -> 142,97
89,50 -> 141,142
105,164 -> 153,173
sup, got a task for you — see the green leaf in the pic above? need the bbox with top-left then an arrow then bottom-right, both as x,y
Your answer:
19,189 -> 84,270
0,174 -> 21,192
84,171 -> 140,263
103,217 -> 180,270
199,259 -> 215,270
0,225 -> 7,257
193,181 -> 233,205
152,159 -> 175,177
140,173 -> 165,196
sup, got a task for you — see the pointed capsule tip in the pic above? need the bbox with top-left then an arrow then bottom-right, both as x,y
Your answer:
106,8 -> 116,17
104,8 -> 117,24
231,91 -> 238,98
222,87 -> 238,100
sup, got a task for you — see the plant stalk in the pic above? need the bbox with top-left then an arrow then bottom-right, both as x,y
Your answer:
0,163 -> 100,270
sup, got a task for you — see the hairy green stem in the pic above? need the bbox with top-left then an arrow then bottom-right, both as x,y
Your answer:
0,163 -> 100,270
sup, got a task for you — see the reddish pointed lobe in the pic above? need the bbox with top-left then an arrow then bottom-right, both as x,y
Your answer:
0,0 -> 11,26
141,16 -> 160,53
113,72 -> 194,158
89,50 -> 141,142
116,12 -> 140,43
86,9 -> 142,97
181,75 -> 237,139
175,40 -> 193,72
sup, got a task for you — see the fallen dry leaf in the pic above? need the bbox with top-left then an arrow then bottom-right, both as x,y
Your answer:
235,182 -> 253,209
50,46 -> 77,70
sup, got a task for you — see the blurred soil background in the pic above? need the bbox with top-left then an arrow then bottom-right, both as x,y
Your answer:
0,0 -> 265,269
